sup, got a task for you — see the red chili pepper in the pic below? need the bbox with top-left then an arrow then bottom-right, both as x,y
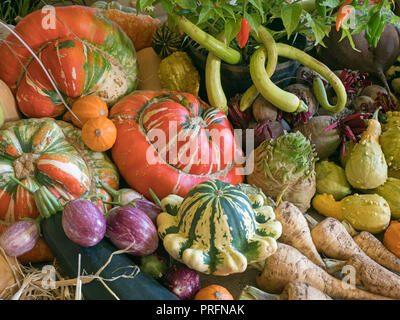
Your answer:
336,0 -> 354,31
237,18 -> 249,49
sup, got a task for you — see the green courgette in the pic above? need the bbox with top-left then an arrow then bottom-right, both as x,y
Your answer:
41,212 -> 179,300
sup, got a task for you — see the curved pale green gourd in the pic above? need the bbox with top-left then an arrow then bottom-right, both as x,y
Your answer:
157,179 -> 282,276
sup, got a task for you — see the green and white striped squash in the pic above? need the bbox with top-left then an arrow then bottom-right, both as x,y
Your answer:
157,179 -> 282,276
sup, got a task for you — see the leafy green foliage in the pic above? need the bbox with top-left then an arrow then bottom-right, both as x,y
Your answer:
138,0 -> 398,49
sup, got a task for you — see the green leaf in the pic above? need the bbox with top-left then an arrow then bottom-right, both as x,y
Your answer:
224,18 -> 242,44
220,3 -> 236,20
281,4 -> 302,39
136,0 -> 154,13
197,6 -> 213,24
244,12 -> 261,35
248,0 -> 264,19
321,0 -> 340,8
176,0 -> 197,9
161,0 -> 174,14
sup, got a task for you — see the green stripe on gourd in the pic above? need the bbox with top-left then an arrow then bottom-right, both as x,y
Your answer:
157,179 -> 282,276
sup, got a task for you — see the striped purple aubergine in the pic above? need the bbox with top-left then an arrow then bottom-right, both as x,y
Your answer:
62,199 -> 106,247
0,220 -> 39,257
106,206 -> 158,256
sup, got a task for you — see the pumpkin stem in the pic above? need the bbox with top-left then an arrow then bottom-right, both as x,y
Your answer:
10,176 -> 35,193
98,180 -> 119,197
95,129 -> 102,137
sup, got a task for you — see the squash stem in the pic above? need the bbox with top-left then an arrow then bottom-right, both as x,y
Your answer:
98,180 -> 119,198
10,176 -> 34,193
149,188 -> 162,207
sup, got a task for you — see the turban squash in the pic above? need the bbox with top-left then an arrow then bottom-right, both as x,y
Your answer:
110,90 -> 244,200
0,118 -> 119,262
0,5 -> 137,118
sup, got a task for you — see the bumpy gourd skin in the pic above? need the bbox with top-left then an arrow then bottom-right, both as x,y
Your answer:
157,179 -> 282,276
313,193 -> 391,234
345,117 -> 387,190
315,160 -> 352,200
341,194 -> 391,234
380,126 -> 400,179
371,177 -> 400,219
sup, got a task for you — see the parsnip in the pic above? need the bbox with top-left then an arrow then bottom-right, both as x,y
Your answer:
275,201 -> 325,269
354,231 -> 400,274
256,243 -> 390,300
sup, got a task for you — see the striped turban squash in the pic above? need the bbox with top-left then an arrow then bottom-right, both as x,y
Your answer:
157,179 -> 282,276
0,5 -> 137,118
110,90 -> 244,201
0,118 -> 119,262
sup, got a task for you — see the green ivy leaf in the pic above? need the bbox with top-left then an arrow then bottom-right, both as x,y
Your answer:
281,4 -> 302,39
160,0 -> 174,15
136,0 -> 154,13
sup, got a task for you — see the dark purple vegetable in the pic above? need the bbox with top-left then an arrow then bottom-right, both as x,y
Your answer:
140,254 -> 168,279
0,220 -> 39,257
132,199 -> 162,225
318,25 -> 400,99
106,206 -> 158,256
164,264 -> 201,300
62,199 -> 106,247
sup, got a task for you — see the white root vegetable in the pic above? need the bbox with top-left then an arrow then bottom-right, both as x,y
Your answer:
256,243 -> 391,300
275,201 -> 325,269
353,231 -> 400,274
311,217 -> 400,299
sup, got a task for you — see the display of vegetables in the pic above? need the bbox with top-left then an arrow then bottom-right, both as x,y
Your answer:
2,0 -> 400,302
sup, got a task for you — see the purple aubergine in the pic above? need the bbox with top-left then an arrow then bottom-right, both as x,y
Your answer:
164,264 -> 201,300
0,220 -> 39,257
106,206 -> 158,256
62,199 -> 106,247
133,199 -> 162,224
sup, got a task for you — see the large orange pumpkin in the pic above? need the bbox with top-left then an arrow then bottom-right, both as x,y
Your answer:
0,6 -> 137,118
110,90 -> 244,200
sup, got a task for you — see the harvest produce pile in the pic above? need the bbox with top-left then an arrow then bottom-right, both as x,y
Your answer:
1,0 -> 400,301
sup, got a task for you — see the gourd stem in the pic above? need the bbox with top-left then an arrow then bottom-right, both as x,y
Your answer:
10,176 -> 34,193
149,188 -> 161,207
171,14 -> 241,65
98,180 -> 119,197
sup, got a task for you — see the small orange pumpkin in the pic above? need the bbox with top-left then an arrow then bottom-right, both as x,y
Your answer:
194,285 -> 234,300
81,116 -> 117,152
383,220 -> 400,258
62,111 -> 72,122
71,95 -> 108,128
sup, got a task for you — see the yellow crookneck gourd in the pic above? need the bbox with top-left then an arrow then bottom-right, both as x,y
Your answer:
312,193 -> 391,234
345,108 -> 388,190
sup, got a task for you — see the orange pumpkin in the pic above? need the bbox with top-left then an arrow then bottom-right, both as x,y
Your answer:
71,95 -> 108,128
194,285 -> 234,300
82,116 -> 117,152
383,220 -> 400,258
